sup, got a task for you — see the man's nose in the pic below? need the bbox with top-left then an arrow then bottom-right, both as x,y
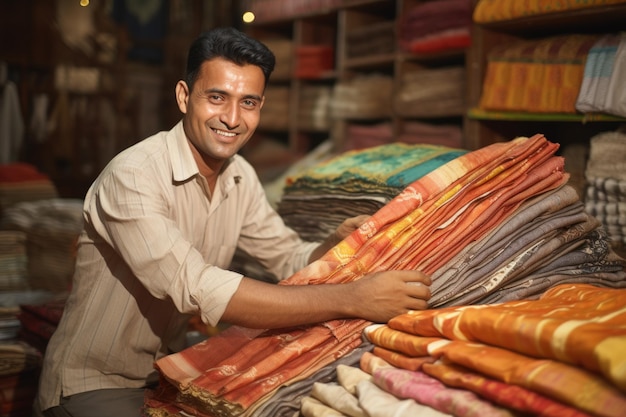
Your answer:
219,102 -> 240,129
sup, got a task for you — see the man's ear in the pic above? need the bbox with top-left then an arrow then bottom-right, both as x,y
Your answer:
175,80 -> 189,114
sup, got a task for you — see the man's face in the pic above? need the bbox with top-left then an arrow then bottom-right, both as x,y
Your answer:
176,57 -> 265,166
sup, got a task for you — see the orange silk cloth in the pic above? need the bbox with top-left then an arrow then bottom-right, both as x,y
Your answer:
364,283 -> 626,417
150,135 -> 568,415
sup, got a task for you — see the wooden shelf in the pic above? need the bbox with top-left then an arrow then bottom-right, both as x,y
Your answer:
468,108 -> 626,123
476,3 -> 626,37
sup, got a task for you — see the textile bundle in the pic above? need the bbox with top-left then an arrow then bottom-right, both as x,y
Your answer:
277,142 -> 467,242
0,341 -> 41,417
329,74 -> 393,119
399,0 -> 472,54
359,283 -> 626,417
257,86 -> 289,131
0,198 -> 84,293
341,121 -> 463,152
575,32 -> 626,119
473,0 -> 626,23
0,163 -> 58,217
394,66 -> 466,118
479,34 -> 599,113
584,130 -> 626,252
144,134 -> 626,416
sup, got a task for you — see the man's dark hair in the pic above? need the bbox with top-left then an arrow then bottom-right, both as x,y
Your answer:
185,27 -> 276,91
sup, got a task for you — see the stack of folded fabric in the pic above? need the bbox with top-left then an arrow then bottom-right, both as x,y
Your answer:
398,0 -> 472,54
394,66 -> 466,118
144,134 -> 626,417
0,231 -> 28,291
17,298 -> 66,354
576,32 -> 626,118
0,341 -> 42,417
479,34 -> 600,113
330,74 -> 394,119
346,21 -> 395,59
0,163 -> 58,216
473,0 -> 626,23
584,130 -> 626,255
359,283 -> 626,417
277,142 -> 467,242
397,121 -> 463,149
1,198 -> 84,293
298,85 -> 332,132
258,86 -> 290,131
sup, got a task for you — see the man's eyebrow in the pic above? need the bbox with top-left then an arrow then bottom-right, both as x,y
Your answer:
204,88 -> 262,102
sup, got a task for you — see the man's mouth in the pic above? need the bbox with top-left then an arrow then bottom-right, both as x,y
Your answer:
213,128 -> 236,138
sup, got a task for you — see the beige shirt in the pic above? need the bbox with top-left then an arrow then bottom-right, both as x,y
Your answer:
38,121 -> 317,410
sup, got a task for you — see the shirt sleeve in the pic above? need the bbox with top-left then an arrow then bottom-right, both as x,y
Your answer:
235,159 -> 319,281
84,159 -> 243,327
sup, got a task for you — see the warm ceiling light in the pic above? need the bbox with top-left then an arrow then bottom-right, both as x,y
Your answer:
242,11 -> 255,23
79,0 -> 89,6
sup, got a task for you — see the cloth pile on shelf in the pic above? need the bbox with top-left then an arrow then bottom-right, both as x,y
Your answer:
143,134 -> 626,417
342,121 -> 463,152
398,0 -> 472,54
346,21 -> 395,59
473,0 -> 626,23
17,298 -> 65,354
1,198 -> 84,293
575,32 -> 626,118
0,231 -> 28,291
257,86 -> 289,131
330,74 -> 393,119
0,341 -> 41,417
394,66 -> 466,118
277,142 -> 467,242
479,34 -> 600,114
298,85 -> 332,132
354,283 -> 626,417
295,45 -> 334,79
584,130 -> 626,254
0,163 -> 57,217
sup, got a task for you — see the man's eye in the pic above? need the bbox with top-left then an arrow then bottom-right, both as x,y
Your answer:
243,100 -> 256,107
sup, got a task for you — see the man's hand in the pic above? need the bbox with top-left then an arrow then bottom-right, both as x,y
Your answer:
335,214 -> 371,241
346,270 -> 432,323
309,214 -> 371,263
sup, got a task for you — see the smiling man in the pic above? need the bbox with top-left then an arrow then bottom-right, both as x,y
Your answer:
36,27 -> 432,417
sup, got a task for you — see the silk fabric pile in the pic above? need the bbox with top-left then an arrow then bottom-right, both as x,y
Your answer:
144,135 -> 626,417
358,283 -> 626,417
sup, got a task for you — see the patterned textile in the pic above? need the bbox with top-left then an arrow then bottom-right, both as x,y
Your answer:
398,0 -> 472,54
394,66 -> 466,118
363,284 -> 626,417
473,0 -> 626,23
575,33 -> 626,118
585,131 -> 626,250
145,135 -> 590,416
278,143 -> 467,242
479,34 -> 599,113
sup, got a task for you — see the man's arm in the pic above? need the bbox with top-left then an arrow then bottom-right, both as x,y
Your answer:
220,269 -> 431,328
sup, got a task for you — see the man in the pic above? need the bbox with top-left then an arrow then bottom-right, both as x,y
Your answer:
37,27 -> 431,417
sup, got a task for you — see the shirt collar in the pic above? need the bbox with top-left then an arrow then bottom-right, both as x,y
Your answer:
167,120 -> 243,189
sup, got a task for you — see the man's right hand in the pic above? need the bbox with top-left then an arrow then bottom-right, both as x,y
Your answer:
346,270 -> 432,323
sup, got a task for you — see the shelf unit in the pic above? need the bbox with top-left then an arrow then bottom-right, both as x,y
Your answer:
464,0 -> 626,150
240,0 -> 470,164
